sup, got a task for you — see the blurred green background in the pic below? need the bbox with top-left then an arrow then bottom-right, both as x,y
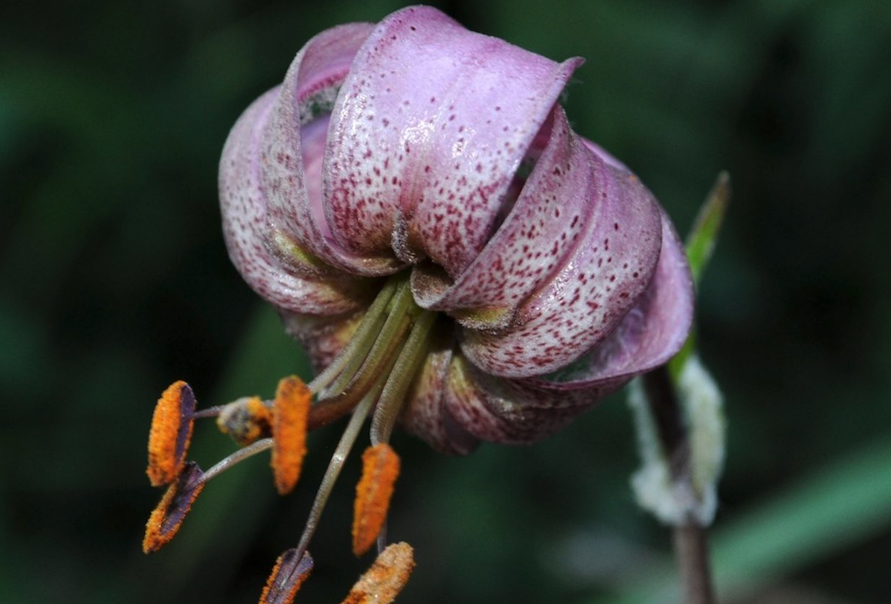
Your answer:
2,1 -> 890,603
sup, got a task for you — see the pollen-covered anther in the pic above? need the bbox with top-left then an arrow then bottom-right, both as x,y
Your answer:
259,549 -> 314,604
271,375 -> 312,495
147,380 -> 196,487
340,542 -> 415,604
217,396 -> 273,446
143,462 -> 205,553
352,443 -> 401,556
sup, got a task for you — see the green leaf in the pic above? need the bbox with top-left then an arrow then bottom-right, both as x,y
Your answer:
684,172 -> 730,289
669,172 -> 730,376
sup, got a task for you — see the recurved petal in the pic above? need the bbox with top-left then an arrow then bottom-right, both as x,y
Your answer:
259,23 -> 402,275
529,209 -> 694,391
399,326 -> 479,455
440,353 -> 612,445
433,210 -> 692,446
280,309 -> 365,375
460,147 -> 664,378
220,88 -> 371,315
323,6 -> 582,277
411,106 -> 594,331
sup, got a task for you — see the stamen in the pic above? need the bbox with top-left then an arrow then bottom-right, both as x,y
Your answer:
271,376 -> 312,495
259,549 -> 314,604
339,542 -> 416,604
143,439 -> 275,552
307,276 -> 399,395
308,280 -> 416,429
352,443 -> 400,556
146,274 -> 437,601
147,381 -> 196,487
202,437 -> 274,482
216,396 -> 273,446
326,280 -> 415,399
143,462 -> 205,553
191,405 -> 228,419
289,341 -> 403,569
370,310 -> 438,445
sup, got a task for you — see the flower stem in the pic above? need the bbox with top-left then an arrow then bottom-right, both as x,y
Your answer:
673,523 -> 717,604
642,365 -> 718,604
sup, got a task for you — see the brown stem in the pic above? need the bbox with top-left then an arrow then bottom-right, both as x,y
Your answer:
673,523 -> 717,604
642,366 -> 718,604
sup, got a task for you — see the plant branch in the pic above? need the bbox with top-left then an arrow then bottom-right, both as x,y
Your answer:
643,365 -> 718,604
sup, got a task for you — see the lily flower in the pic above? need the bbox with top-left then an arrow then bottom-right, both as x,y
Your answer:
144,6 -> 693,603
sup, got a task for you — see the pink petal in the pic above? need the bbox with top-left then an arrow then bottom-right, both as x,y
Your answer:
260,23 -> 405,274
219,89 -> 370,314
411,107 -> 595,331
279,310 -> 363,374
439,354 -> 611,444
399,328 -> 479,455
424,213 -> 693,445
528,209 -> 694,391
460,146 -> 664,378
323,6 -> 582,277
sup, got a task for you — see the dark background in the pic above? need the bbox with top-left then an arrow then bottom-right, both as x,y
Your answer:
2,1 -> 890,603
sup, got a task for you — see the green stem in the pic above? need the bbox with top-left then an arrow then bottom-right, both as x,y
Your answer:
370,310 -> 437,445
308,277 -> 399,396
307,279 -> 416,429
290,340 -> 403,568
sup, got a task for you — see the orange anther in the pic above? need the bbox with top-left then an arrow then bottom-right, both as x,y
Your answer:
258,549 -> 313,604
147,381 -> 195,487
352,443 -> 400,556
143,462 -> 205,553
271,376 -> 311,495
217,396 -> 273,445
340,542 -> 415,604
